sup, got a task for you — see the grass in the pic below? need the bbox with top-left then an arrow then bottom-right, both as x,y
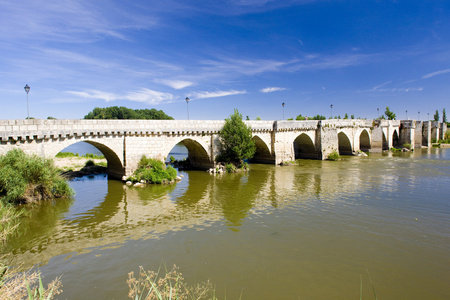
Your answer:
127,264 -> 217,300
55,152 -> 105,159
127,156 -> 177,184
0,149 -> 73,205
0,202 -> 22,243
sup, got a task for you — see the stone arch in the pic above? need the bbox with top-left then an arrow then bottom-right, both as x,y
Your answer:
166,138 -> 211,169
51,140 -> 124,180
294,133 -> 317,159
359,129 -> 371,152
338,132 -> 352,155
250,135 -> 274,163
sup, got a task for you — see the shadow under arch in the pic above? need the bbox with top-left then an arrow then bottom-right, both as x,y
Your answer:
171,138 -> 212,169
250,135 -> 274,164
57,141 -> 124,180
338,132 -> 352,155
360,129 -> 371,152
382,132 -> 389,150
294,133 -> 318,159
392,129 -> 400,148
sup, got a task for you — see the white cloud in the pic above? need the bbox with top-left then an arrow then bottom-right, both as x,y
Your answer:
67,88 -> 174,105
422,68 -> 450,79
260,87 -> 286,93
191,90 -> 246,99
371,87 -> 423,92
156,79 -> 194,89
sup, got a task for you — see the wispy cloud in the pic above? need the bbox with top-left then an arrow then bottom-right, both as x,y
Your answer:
370,81 -> 392,91
156,79 -> 195,89
422,68 -> 450,79
260,87 -> 286,93
191,90 -> 246,99
370,87 -> 423,92
67,88 -> 174,104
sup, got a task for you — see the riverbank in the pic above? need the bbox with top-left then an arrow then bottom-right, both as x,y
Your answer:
54,157 -> 107,179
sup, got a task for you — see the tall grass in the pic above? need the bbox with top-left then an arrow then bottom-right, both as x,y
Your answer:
55,152 -> 105,159
127,264 -> 217,300
0,149 -> 73,204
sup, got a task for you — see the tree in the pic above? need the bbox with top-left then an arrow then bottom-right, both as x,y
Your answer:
434,109 -> 439,121
84,106 -> 174,120
344,113 -> 349,119
217,109 -> 256,165
442,108 -> 447,123
384,107 -> 396,120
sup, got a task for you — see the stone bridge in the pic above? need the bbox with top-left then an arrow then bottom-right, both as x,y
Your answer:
0,119 -> 446,180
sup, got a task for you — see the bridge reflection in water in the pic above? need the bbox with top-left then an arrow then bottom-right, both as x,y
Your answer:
3,148 -> 449,300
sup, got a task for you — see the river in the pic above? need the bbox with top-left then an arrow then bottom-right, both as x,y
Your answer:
3,146 -> 450,299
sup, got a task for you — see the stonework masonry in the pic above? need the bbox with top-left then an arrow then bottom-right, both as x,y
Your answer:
0,119 -> 441,179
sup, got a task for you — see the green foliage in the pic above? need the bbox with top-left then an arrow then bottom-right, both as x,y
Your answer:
295,114 -> 326,120
84,160 -> 95,167
344,113 -> 349,119
434,109 -> 439,121
403,143 -> 412,150
384,107 -> 396,120
130,156 -> 177,184
0,149 -> 73,204
351,114 -> 355,119
0,202 -> 22,243
442,108 -> 447,123
169,156 -> 176,163
55,152 -> 105,159
255,116 -> 261,120
225,163 -> 236,173
47,116 -> 56,120
218,109 -> 256,164
84,106 -> 174,120
327,151 -> 341,161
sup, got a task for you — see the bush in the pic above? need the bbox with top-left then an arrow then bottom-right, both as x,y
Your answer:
0,149 -> 73,204
84,160 -> 95,167
327,151 -> 341,161
130,156 -> 177,184
403,143 -> 411,149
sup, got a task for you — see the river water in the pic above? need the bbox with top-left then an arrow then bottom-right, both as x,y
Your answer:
3,147 -> 450,299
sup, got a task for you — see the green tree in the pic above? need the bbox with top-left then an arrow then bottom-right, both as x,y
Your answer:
434,109 -> 439,121
442,108 -> 446,123
217,109 -> 256,165
384,107 -> 396,120
344,113 -> 349,119
351,114 -> 355,119
84,106 -> 173,120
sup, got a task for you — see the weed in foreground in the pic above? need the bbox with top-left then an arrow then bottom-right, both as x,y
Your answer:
127,264 -> 217,300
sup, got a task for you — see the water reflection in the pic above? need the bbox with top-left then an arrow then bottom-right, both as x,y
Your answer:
3,148 -> 449,300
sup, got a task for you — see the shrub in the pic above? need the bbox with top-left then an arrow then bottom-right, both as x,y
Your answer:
327,151 -> 341,161
130,156 -> 177,184
225,163 -> 236,173
0,149 -> 73,204
84,160 -> 95,167
403,143 -> 411,149
170,156 -> 176,163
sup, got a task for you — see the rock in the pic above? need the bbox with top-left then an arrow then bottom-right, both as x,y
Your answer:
126,181 -> 132,186
176,176 -> 182,181
402,148 -> 410,152
133,182 -> 144,187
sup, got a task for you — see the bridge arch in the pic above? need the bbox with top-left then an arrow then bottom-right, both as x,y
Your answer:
393,129 -> 400,148
337,132 -> 352,155
250,135 -> 274,163
359,129 -> 371,152
165,138 -> 211,169
294,133 -> 317,159
51,140 -> 124,179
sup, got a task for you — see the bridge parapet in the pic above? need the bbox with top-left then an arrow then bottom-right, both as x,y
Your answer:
274,120 -> 319,131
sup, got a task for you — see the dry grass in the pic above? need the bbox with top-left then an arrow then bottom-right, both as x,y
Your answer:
127,265 -> 216,300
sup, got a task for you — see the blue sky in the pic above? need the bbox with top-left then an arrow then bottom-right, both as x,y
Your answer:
0,0 -> 449,121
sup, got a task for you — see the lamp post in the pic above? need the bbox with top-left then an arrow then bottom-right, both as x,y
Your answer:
330,104 -> 333,119
185,97 -> 190,120
406,110 -> 408,120
377,108 -> 379,119
282,102 -> 285,120
24,84 -> 30,119
427,112 -> 429,121
418,111 -> 420,121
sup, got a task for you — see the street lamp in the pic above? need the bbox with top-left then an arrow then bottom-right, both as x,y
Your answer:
427,112 -> 429,121
406,110 -> 408,120
377,108 -> 379,119
185,97 -> 190,120
282,102 -> 285,120
418,111 -> 420,121
330,104 -> 333,119
24,84 -> 30,119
